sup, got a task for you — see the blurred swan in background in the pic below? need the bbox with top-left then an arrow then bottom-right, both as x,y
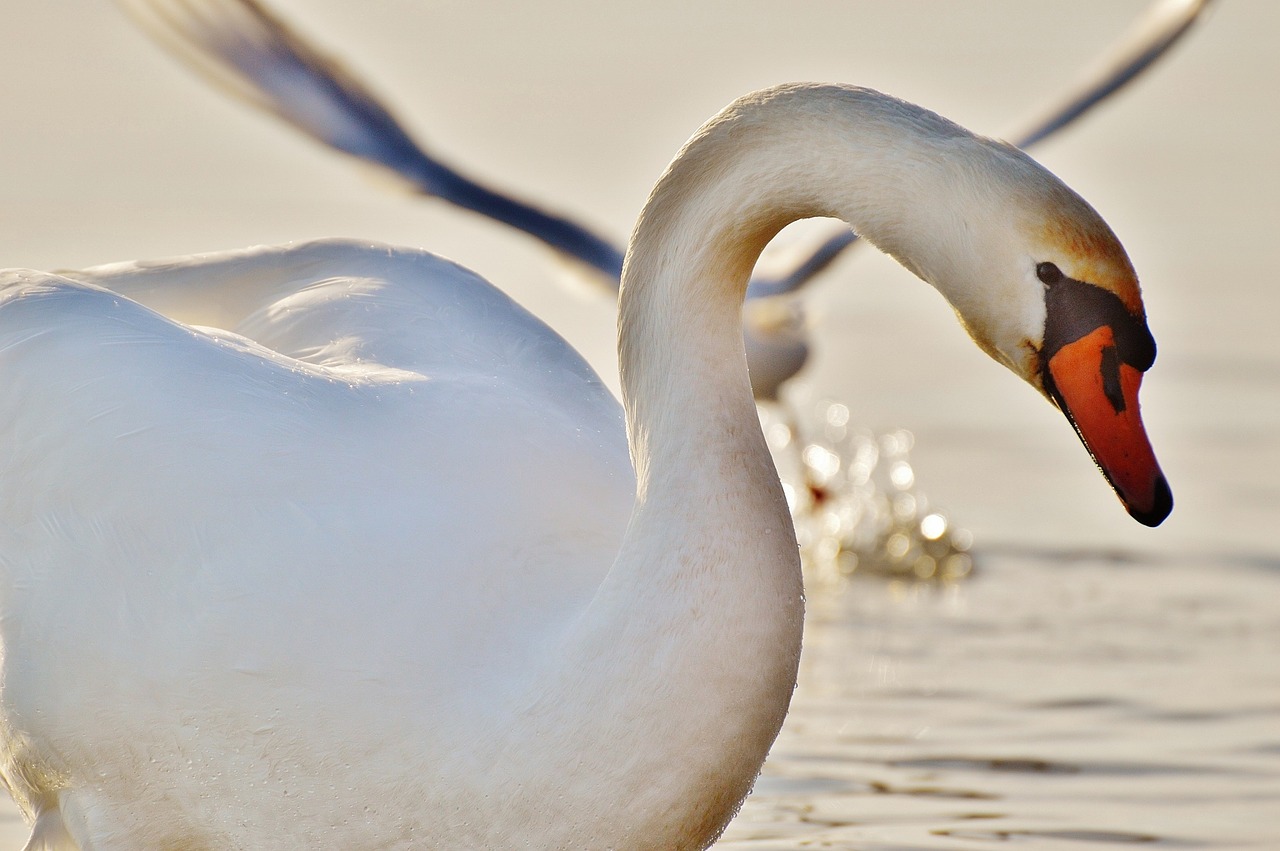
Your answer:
119,0 -> 1212,398
0,82 -> 1170,851
115,0 -> 1209,579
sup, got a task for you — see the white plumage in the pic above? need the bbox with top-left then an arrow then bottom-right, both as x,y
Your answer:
0,84 -> 1167,849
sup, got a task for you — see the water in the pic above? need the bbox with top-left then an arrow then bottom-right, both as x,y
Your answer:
763,402 -> 976,583
720,553 -> 1280,849
1,1 -> 1277,847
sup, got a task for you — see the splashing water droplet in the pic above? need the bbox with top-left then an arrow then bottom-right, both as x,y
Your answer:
920,513 -> 948,540
759,397 -> 977,584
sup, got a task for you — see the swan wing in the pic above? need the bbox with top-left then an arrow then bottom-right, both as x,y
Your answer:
71,238 -> 607,377
750,0 -> 1214,297
1008,0 -> 1213,149
118,0 -> 436,187
121,0 -> 1210,300
0,247 -> 632,835
118,0 -> 626,281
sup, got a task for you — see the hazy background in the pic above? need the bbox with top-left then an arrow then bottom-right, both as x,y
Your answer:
1,1 -> 1276,559
0,2 -> 1277,847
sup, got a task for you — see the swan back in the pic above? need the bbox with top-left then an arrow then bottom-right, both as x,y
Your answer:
0,243 -> 638,845
76,240 -> 605,387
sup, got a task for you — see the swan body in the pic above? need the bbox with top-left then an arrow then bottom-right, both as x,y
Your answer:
0,84 -> 1169,849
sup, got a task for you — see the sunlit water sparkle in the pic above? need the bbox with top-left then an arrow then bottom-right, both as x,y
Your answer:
764,399 -> 975,583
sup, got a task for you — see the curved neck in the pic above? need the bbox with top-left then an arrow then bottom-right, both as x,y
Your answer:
598,84 -> 979,764
488,85 -> 979,848
620,85 -> 959,483
564,84 -> 963,842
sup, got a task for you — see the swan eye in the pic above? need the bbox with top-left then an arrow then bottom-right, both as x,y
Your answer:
1036,262 -> 1064,286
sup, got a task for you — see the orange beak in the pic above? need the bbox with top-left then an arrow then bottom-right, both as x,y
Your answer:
1045,325 -> 1172,526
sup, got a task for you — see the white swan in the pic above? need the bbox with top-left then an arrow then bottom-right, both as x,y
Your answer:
120,0 -> 1212,397
0,84 -> 1170,850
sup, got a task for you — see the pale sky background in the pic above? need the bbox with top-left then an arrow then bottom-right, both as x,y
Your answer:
1,1 -> 1276,558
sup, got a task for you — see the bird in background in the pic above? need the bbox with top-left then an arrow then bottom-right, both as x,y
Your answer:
120,0 -> 1212,400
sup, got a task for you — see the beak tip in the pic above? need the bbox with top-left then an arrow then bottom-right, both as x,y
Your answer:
1127,474 -> 1173,527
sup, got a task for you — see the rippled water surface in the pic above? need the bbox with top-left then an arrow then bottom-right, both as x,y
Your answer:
719,553 -> 1280,849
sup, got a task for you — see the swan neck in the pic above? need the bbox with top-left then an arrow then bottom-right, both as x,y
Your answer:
513,84 -> 987,845
619,85 -> 957,471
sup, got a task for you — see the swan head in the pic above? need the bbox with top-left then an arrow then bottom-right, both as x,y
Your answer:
882,132 -> 1172,527
632,84 -> 1171,526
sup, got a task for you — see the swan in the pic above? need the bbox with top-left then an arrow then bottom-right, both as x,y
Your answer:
0,83 -> 1171,849
120,0 -> 1212,398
